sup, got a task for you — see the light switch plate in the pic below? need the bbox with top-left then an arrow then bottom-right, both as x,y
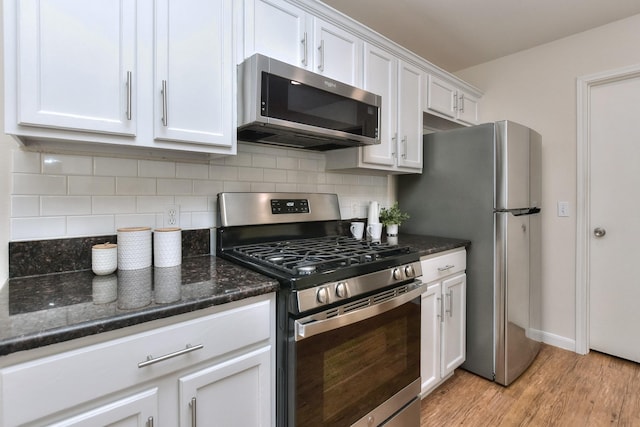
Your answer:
557,201 -> 569,217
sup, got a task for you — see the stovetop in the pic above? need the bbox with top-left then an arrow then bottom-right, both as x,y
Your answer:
219,235 -> 419,290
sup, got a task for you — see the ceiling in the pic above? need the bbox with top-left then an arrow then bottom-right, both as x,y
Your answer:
322,0 -> 640,72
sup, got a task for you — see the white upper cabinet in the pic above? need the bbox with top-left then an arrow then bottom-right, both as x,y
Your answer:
244,0 -> 362,86
396,61 -> 423,170
426,74 -> 480,125
15,0 -> 137,136
4,0 -> 236,158
326,44 -> 422,174
154,0 -> 234,147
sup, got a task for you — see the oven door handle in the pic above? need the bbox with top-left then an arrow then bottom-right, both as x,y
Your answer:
294,281 -> 423,341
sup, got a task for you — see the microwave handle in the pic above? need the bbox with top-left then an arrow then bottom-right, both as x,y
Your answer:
294,280 -> 422,341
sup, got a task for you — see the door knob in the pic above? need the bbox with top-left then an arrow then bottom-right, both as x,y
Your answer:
593,227 -> 606,238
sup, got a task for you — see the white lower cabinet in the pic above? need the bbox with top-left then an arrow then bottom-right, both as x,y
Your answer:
0,294 -> 274,427
420,249 -> 467,397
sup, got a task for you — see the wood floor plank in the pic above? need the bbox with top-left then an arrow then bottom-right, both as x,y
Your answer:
420,344 -> 640,426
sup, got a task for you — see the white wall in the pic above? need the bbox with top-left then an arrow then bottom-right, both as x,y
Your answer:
455,13 -> 640,349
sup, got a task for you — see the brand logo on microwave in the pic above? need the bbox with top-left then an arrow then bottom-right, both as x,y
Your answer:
323,80 -> 337,89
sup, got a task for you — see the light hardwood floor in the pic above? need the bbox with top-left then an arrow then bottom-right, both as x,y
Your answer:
420,344 -> 640,426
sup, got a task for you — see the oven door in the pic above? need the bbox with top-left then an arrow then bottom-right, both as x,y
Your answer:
290,281 -> 423,427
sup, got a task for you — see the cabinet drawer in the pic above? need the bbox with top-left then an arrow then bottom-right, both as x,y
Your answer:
0,295 -> 273,427
420,249 -> 466,283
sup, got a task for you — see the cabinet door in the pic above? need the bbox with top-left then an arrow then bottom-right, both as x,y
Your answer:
426,75 -> 457,119
396,61 -> 423,170
17,0 -> 136,135
245,0 -> 310,68
441,273 -> 466,377
154,0 -> 234,147
47,389 -> 158,427
457,91 -> 480,125
179,346 -> 272,427
361,43 -> 397,167
313,18 -> 362,85
420,282 -> 442,396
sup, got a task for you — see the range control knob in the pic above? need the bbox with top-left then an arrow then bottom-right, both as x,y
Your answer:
316,287 -> 329,304
335,282 -> 348,298
392,268 -> 403,280
404,264 -> 415,278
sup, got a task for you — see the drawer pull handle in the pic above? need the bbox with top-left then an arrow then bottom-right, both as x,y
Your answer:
437,264 -> 455,272
138,344 -> 204,368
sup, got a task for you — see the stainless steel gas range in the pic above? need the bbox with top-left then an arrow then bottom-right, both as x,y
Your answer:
216,192 -> 424,427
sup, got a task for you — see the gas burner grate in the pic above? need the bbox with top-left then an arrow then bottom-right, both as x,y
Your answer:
231,236 -> 413,277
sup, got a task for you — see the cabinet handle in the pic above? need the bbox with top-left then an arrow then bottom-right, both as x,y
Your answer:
459,94 -> 465,113
126,71 -> 132,121
318,39 -> 325,72
147,416 -> 154,427
301,32 -> 308,66
161,79 -> 168,127
137,343 -> 203,368
453,92 -> 458,112
391,133 -> 397,158
437,296 -> 443,321
446,290 -> 453,317
437,264 -> 455,272
401,136 -> 407,159
190,397 -> 197,427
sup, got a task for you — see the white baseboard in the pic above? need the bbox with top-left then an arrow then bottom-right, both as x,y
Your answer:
532,328 -> 576,352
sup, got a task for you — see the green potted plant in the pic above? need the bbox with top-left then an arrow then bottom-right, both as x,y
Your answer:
379,202 -> 410,236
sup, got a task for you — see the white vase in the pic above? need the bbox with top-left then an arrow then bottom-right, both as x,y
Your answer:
386,224 -> 399,237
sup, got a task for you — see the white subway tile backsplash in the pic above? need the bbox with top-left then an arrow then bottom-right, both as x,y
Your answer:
114,214 -> 157,230
67,215 -> 115,237
13,174 -> 66,195
68,176 -> 115,195
156,179 -> 192,195
94,157 -> 138,177
42,196 -> 92,216
138,160 -> 176,178
10,145 -> 392,239
193,180 -> 223,196
238,167 -> 263,182
12,217 -> 66,240
176,162 -> 209,179
92,196 -> 136,214
209,165 -> 238,181
136,196 -> 175,213
12,150 -> 40,173
43,154 -> 93,175
116,177 -> 156,195
11,196 -> 40,217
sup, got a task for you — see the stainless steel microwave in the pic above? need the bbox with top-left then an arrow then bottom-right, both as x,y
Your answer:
237,54 -> 381,151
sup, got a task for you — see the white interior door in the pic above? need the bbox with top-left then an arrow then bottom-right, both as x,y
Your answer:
588,73 -> 640,363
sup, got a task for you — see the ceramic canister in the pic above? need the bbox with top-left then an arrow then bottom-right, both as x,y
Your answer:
153,227 -> 182,267
117,227 -> 152,270
91,243 -> 118,275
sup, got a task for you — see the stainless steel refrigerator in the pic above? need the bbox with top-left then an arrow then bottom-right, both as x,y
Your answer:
398,120 -> 542,386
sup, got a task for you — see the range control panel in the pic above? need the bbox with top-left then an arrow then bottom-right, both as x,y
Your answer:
271,199 -> 310,214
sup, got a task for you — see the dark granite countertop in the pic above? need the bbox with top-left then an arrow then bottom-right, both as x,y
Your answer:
0,255 -> 279,357
0,234 -> 468,358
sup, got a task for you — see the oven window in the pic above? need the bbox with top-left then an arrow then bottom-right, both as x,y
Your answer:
293,298 -> 420,426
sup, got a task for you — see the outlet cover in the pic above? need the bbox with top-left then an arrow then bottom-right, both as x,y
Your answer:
164,205 -> 180,227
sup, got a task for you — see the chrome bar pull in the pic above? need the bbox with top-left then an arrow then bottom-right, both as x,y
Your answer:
437,296 -> 443,321
161,79 -> 168,127
147,416 -> 154,427
301,32 -> 308,66
190,397 -> 197,427
318,39 -> 325,72
459,94 -> 465,113
401,136 -> 408,159
137,344 -> 203,368
437,264 -> 455,272
126,71 -> 132,121
446,290 -> 453,317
